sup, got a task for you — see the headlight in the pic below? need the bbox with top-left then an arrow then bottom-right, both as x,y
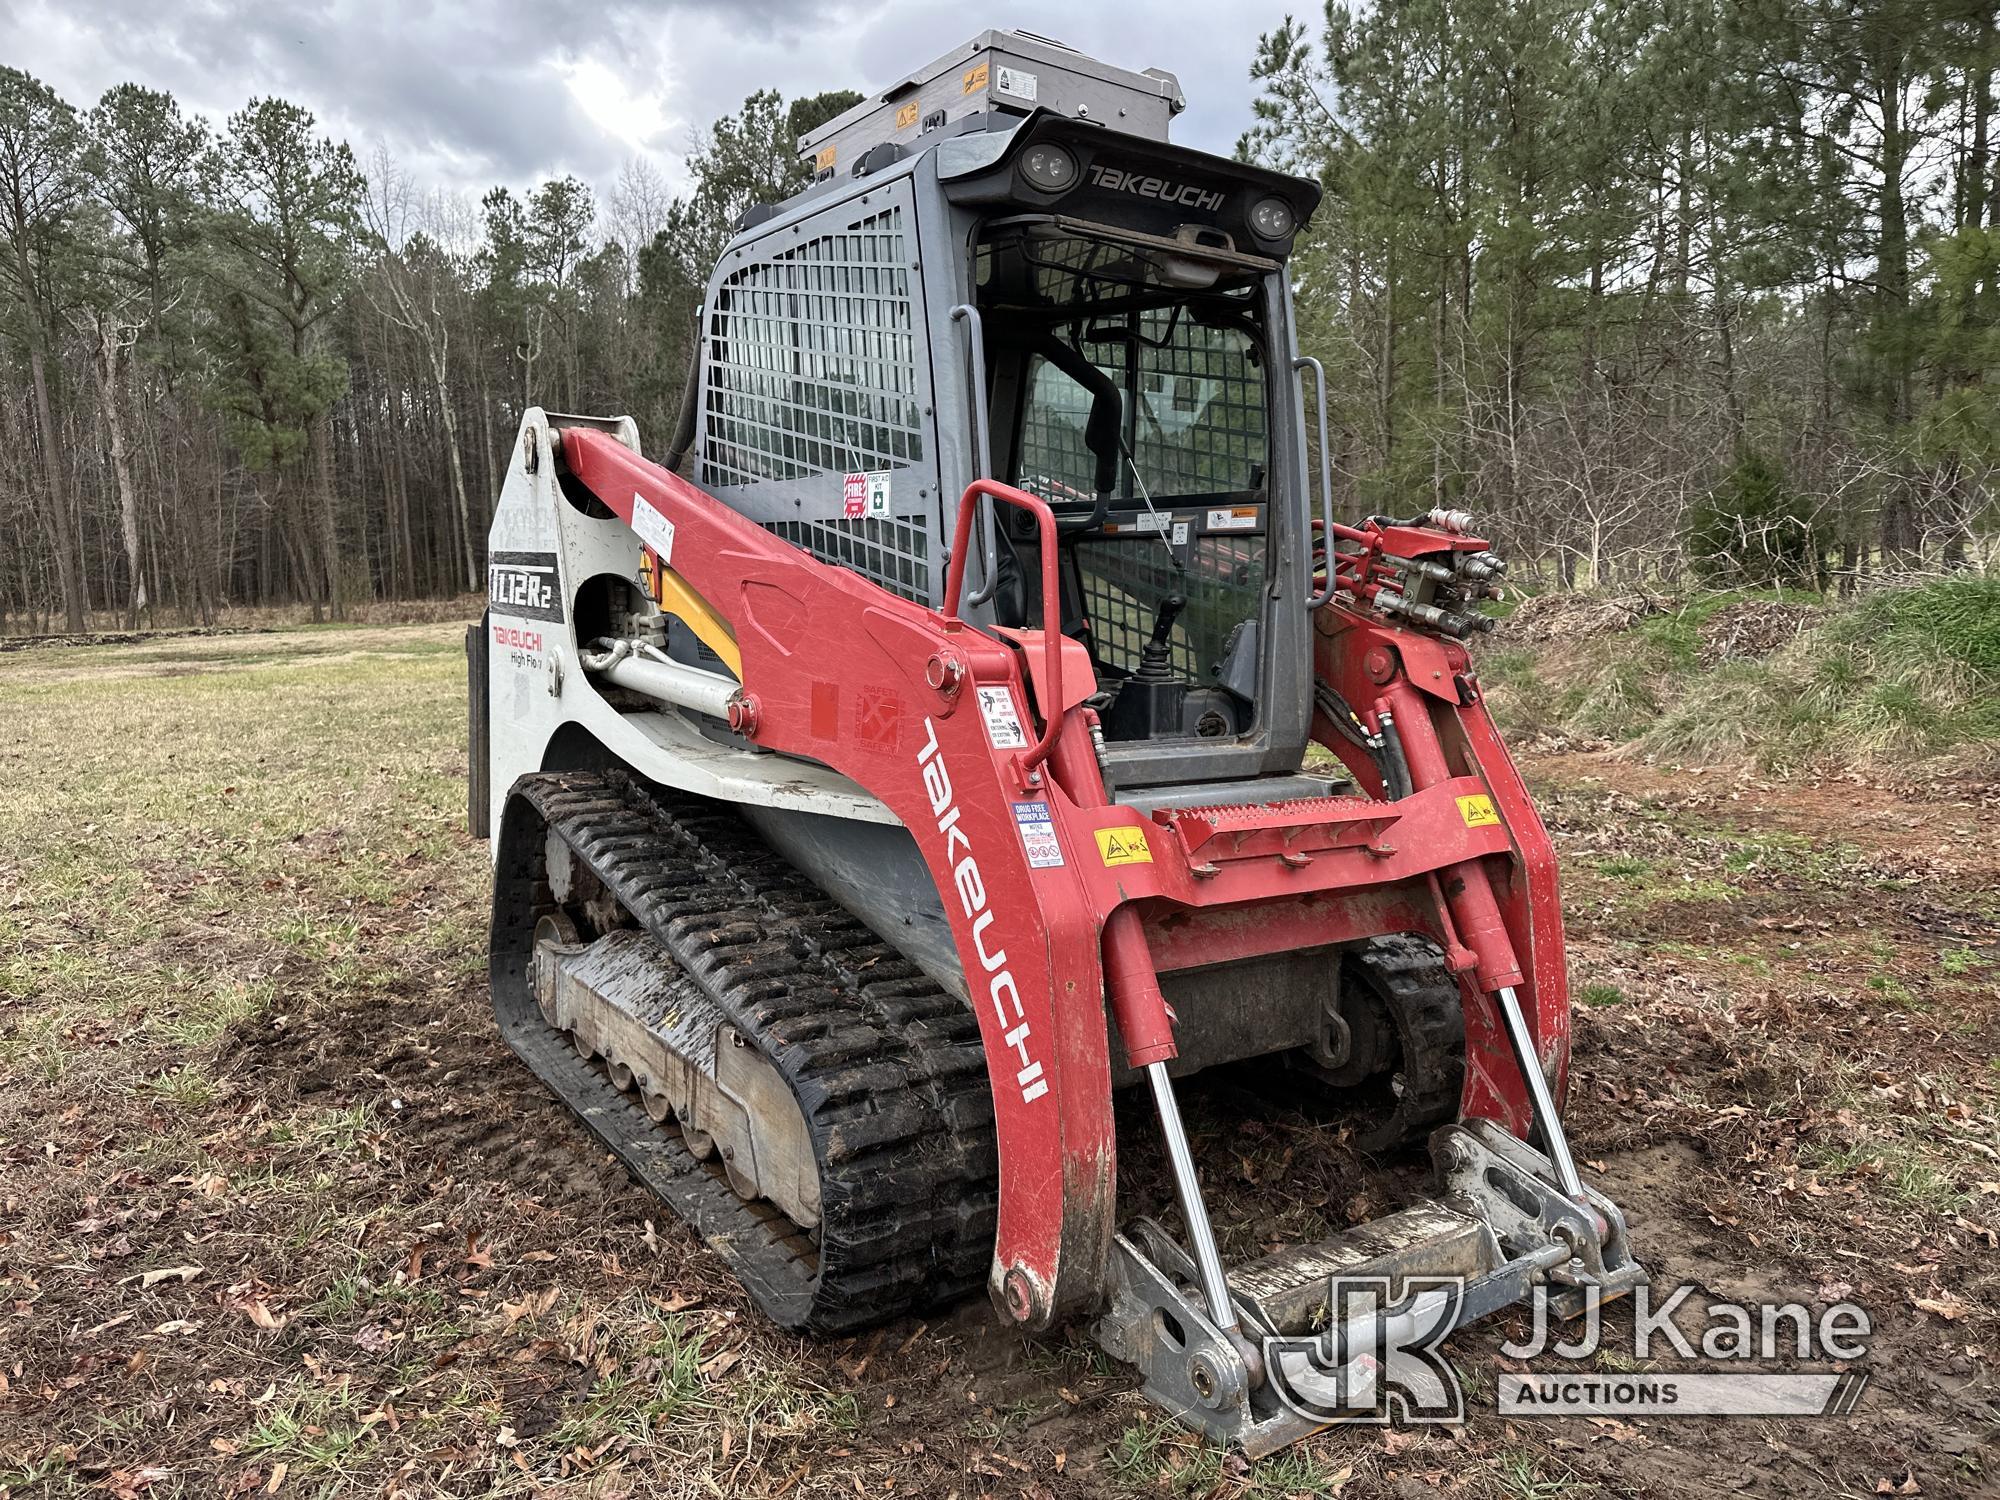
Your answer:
1249,195 -> 1295,239
1020,143 -> 1079,193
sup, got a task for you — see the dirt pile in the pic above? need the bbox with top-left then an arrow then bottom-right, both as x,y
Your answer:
1696,599 -> 1821,667
1504,590 -> 1669,643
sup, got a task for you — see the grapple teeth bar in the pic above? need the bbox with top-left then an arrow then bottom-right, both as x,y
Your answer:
1097,1123 -> 1645,1454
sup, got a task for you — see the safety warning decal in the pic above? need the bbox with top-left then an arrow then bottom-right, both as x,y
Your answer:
1206,507 -> 1259,532
1457,793 -> 1500,828
976,686 -> 1028,749
1095,826 -> 1153,867
962,62 -> 991,94
995,67 -> 1038,101
895,100 -> 920,130
1012,801 -> 1064,869
843,470 -> 891,519
631,494 -> 676,565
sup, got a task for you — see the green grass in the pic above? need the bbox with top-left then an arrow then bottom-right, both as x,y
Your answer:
1809,1137 -> 1969,1214
1491,1448 -> 1588,1499
1108,1414 -> 1366,1497
1594,856 -> 1655,880
1486,579 -> 2000,771
142,1062 -> 221,1111
1940,945 -> 1983,976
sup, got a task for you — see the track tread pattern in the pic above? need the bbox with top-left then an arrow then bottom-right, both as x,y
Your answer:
1345,934 -> 1466,1152
492,771 -> 998,1334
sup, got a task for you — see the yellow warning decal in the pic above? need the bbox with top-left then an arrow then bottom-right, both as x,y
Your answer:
1457,794 -> 1500,829
963,63 -> 990,94
1095,827 -> 1153,867
813,144 -> 837,172
895,101 -> 919,130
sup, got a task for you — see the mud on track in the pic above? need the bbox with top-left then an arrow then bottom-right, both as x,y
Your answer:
0,624 -> 1994,1498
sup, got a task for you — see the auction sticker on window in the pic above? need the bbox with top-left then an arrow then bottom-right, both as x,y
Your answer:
1012,801 -> 1064,868
632,494 -> 676,564
976,686 -> 1028,749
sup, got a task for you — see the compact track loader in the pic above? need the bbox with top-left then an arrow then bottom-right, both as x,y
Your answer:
470,31 -> 1641,1452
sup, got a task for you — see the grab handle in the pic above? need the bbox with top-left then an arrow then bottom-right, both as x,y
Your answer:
949,304 -> 1000,608
943,479 -> 1064,771
1294,354 -> 1336,608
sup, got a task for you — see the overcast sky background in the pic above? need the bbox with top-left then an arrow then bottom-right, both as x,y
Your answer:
12,1 -> 1304,212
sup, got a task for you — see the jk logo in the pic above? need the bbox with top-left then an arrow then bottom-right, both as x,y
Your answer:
1264,1276 -> 1466,1425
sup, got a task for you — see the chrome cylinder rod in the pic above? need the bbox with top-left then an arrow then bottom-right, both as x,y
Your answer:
1146,1061 -> 1240,1336
581,639 -> 741,721
1493,984 -> 1586,1199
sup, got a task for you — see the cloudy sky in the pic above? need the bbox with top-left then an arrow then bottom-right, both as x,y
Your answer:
15,1 -> 1304,206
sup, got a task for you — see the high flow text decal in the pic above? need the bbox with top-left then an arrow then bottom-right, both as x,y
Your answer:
1085,163 -> 1226,214
917,719 -> 1047,1105
489,552 -> 562,622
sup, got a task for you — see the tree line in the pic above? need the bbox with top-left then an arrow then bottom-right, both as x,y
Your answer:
0,75 -> 854,631
1246,0 -> 2000,588
8,4 -> 2000,632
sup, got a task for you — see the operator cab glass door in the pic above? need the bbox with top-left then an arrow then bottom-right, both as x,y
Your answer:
976,223 -> 1272,744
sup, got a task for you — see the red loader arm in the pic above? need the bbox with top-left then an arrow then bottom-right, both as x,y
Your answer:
556,428 -> 1567,1325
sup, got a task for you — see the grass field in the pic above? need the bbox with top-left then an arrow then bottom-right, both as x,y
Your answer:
1,623 -> 1996,1498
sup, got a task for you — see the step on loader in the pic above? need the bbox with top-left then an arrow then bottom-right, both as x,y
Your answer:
469,29 -> 1642,1453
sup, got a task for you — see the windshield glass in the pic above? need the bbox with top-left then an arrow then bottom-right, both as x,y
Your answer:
978,226 -> 1272,683
1018,309 -> 1267,502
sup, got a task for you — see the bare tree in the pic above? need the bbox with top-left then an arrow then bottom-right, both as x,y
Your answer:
0,67 -> 92,629
366,146 -> 478,593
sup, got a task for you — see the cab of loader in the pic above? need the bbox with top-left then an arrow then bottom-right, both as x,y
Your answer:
681,56 -> 1325,796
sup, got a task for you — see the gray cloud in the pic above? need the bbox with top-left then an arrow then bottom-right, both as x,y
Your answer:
19,0 -> 1296,205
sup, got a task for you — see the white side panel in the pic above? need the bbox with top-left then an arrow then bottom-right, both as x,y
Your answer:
483,409 -> 900,859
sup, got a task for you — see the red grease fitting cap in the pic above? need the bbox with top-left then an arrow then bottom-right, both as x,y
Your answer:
1363,645 -> 1398,684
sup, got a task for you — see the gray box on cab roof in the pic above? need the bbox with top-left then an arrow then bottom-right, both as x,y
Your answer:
797,30 -> 1186,178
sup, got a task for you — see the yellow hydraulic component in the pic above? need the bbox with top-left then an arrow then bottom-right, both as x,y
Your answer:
641,548 -> 742,678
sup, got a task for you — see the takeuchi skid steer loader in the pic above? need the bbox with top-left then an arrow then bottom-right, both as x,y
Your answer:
468,31 -> 1642,1452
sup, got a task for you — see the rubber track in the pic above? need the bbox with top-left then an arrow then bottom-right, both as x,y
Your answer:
491,770 -> 998,1334
1345,934 -> 1465,1152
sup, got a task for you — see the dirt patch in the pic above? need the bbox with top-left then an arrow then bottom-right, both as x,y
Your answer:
3,629 -> 1997,1499
0,625 -> 262,653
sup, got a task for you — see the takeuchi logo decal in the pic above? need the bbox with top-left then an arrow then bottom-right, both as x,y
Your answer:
916,718 -> 1046,1106
1085,163 -> 1226,214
